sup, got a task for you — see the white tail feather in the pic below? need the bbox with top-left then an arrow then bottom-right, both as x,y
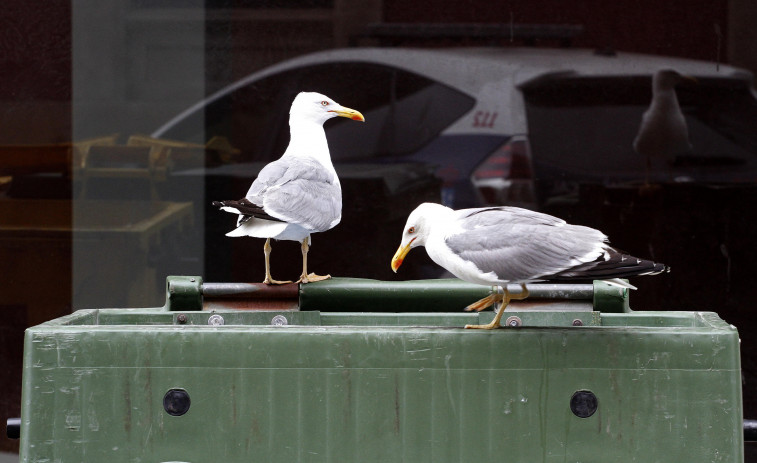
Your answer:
220,206 -> 242,215
602,278 -> 638,290
226,220 -> 288,238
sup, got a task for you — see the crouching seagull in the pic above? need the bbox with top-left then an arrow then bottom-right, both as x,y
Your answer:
391,203 -> 668,329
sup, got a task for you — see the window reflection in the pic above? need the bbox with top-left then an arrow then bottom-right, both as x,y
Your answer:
524,75 -> 757,201
3,2 -> 757,457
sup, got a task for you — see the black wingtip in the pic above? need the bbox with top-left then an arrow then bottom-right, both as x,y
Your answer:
211,198 -> 285,222
548,248 -> 670,281
653,263 -> 671,274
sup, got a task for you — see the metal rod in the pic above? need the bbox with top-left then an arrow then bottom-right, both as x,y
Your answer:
200,280 -> 596,313
744,419 -> 757,442
201,281 -> 595,300
6,417 -> 20,439
500,283 -> 594,299
202,282 -> 298,300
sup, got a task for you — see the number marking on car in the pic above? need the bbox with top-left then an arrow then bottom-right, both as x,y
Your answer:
473,111 -> 498,128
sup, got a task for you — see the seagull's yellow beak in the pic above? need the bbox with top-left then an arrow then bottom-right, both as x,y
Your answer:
391,238 -> 414,273
331,106 -> 365,122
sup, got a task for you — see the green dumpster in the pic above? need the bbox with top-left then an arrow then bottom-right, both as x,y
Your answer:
17,277 -> 743,462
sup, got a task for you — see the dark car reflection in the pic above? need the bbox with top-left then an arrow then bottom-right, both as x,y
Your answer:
153,47 -> 757,283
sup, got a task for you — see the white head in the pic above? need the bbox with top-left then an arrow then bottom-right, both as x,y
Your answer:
391,202 -> 452,272
653,69 -> 696,92
289,92 -> 365,125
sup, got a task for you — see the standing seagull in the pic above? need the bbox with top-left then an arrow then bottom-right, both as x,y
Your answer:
391,203 -> 667,329
213,92 -> 364,284
633,69 -> 695,182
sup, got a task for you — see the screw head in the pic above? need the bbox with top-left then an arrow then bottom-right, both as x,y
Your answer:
207,314 -> 224,326
176,314 -> 187,324
504,316 -> 522,327
572,319 -> 583,326
271,315 -> 288,326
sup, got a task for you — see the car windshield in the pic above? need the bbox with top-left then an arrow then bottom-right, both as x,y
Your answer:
522,76 -> 757,199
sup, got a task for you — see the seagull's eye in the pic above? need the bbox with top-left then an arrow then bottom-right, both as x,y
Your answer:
321,101 -> 329,106
408,226 -> 416,234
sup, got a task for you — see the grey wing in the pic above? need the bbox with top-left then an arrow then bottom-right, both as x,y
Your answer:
446,208 -> 606,282
457,206 -> 567,227
245,160 -> 290,205
249,157 -> 341,232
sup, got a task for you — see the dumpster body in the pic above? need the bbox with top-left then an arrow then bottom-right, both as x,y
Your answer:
18,278 -> 743,462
